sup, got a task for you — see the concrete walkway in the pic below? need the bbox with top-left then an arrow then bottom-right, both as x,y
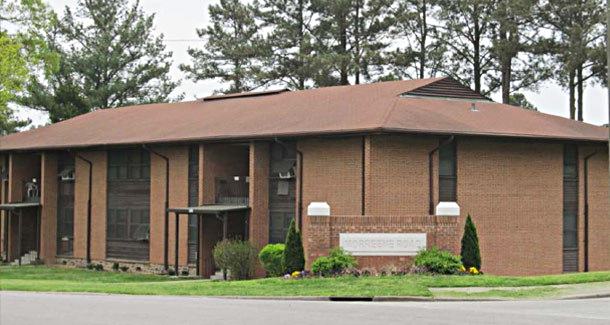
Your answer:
430,281 -> 610,300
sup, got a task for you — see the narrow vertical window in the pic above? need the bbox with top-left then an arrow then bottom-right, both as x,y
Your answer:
187,145 -> 199,264
563,144 -> 578,272
439,140 -> 457,202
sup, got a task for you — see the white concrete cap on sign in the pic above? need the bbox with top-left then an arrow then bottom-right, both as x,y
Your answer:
307,202 -> 331,216
435,201 -> 460,216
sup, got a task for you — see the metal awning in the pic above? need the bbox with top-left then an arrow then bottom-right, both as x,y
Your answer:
167,204 -> 249,215
165,204 -> 250,277
1,202 -> 42,266
0,202 -> 41,210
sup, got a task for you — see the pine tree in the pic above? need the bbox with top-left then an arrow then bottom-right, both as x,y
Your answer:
389,0 -> 446,80
312,0 -> 394,86
461,214 -> 481,270
21,0 -> 179,122
181,0 -> 271,94
537,0 -> 605,120
436,0 -> 497,95
489,0 -> 552,104
259,0 -> 316,90
283,219 -> 305,274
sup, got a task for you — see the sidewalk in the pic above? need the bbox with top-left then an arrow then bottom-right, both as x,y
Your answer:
429,281 -> 610,300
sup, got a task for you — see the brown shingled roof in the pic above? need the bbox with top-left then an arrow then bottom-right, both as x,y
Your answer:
0,77 -> 606,151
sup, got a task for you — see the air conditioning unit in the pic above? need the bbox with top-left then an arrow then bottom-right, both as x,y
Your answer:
58,167 -> 75,181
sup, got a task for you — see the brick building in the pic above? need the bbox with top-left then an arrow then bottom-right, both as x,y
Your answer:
0,77 -> 608,276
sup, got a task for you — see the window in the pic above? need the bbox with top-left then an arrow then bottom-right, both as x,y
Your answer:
108,149 -> 150,180
187,145 -> 199,263
563,145 -> 578,249
439,140 -> 457,202
107,208 -> 149,240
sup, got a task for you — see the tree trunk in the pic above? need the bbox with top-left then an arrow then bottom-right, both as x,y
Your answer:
419,0 -> 427,79
298,0 -> 305,90
569,69 -> 575,120
340,15 -> 349,85
354,0 -> 360,84
473,14 -> 481,93
577,64 -> 584,121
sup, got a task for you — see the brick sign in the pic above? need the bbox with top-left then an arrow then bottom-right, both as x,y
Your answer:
339,233 -> 427,256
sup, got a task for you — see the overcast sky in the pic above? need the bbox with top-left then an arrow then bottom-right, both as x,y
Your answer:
18,0 -> 609,127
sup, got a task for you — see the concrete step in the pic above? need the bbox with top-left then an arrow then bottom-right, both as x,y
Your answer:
210,270 -> 230,281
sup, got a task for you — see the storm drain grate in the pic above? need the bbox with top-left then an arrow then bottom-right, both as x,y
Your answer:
329,296 -> 374,302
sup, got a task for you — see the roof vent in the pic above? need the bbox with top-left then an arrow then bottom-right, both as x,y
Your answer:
203,89 -> 289,101
470,103 -> 479,112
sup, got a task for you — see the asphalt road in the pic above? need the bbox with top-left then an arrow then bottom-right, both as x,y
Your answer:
1,291 -> 610,325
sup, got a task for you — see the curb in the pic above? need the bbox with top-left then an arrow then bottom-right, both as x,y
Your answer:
559,293 -> 610,300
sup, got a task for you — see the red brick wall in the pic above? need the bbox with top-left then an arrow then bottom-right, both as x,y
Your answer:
73,150 -> 107,261
150,146 -> 189,267
581,146 -> 610,271
298,137 -> 363,263
307,215 -> 459,271
249,141 -> 269,277
40,152 -> 58,263
367,135 -> 437,215
458,138 -> 564,275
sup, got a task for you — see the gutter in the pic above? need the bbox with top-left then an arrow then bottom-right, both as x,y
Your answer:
72,152 -> 93,264
583,149 -> 598,272
428,136 -> 455,215
142,145 -> 170,271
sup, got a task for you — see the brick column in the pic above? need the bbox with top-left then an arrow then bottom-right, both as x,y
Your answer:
249,141 -> 269,277
149,146 -> 188,267
40,153 -> 58,263
73,150 -> 107,261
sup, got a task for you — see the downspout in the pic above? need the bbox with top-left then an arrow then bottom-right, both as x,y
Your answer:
73,152 -> 93,264
2,155 -> 8,262
428,136 -> 455,215
583,149 -> 597,272
143,145 -> 170,271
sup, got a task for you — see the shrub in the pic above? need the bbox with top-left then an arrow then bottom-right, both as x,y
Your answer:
413,247 -> 462,275
283,219 -> 305,274
311,247 -> 357,276
94,263 -> 104,271
213,239 -> 258,280
259,243 -> 285,277
168,268 -> 176,276
181,268 -> 189,276
119,266 -> 129,272
86,263 -> 93,270
461,214 -> 482,270
112,263 -> 119,271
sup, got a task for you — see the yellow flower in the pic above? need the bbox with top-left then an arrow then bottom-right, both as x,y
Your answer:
469,267 -> 479,275
291,271 -> 300,277
459,265 -> 466,272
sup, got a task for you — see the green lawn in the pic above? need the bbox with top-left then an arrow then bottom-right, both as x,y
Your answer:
1,266 -> 609,298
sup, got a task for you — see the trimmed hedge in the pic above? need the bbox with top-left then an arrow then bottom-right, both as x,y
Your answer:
414,247 -> 462,275
259,243 -> 285,277
311,247 -> 357,276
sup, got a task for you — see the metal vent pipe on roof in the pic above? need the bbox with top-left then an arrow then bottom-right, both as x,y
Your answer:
470,103 -> 478,112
